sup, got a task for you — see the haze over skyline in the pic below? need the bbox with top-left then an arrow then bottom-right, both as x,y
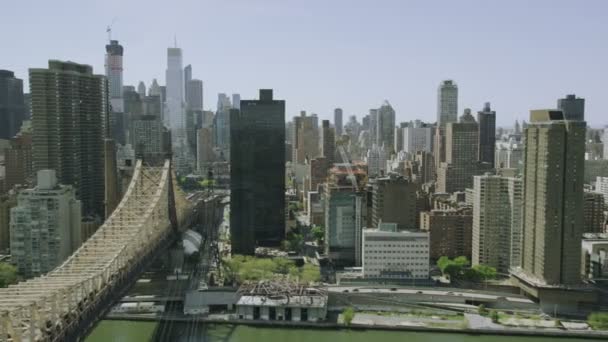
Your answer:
3,0 -> 607,126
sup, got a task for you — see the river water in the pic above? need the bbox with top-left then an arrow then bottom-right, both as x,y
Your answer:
86,320 -> 592,342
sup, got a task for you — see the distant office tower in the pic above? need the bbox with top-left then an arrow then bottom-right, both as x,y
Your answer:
472,174 -> 523,273
369,109 -> 378,147
363,224 -> 430,280
376,101 -> 396,151
214,93 -> 231,158
366,144 -> 387,178
149,78 -> 161,96
477,102 -> 496,167
196,127 -> 214,172
30,60 -> 107,218
137,81 -> 146,99
372,174 -> 417,230
3,124 -> 33,190
230,90 -> 285,254
495,139 -> 523,170
403,120 -> 432,154
583,192 -> 605,233
0,194 -> 17,253
334,108 -> 343,136
293,111 -> 320,163
232,93 -> 241,110
437,109 -> 483,193
10,170 -> 81,278
597,176 -> 608,205
420,208 -> 472,262
413,150 -> 435,184
321,120 -> 335,164
186,79 -> 203,111
104,40 -> 124,113
130,115 -> 165,161
516,109 -> 586,286
324,185 -> 365,267
557,94 -> 585,121
0,70 -> 25,141
104,41 -> 126,146
184,64 -> 192,92
394,124 -> 405,153
165,47 -> 185,131
437,80 -> 458,127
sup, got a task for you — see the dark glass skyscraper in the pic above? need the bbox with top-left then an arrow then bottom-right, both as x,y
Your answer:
230,89 -> 285,255
0,70 -> 25,140
477,102 -> 496,167
30,60 -> 108,219
557,94 -> 585,121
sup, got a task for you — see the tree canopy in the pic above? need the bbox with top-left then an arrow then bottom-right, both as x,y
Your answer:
436,256 -> 497,282
0,263 -> 18,288
223,255 -> 320,284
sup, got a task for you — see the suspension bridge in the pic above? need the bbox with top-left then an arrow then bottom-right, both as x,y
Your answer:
0,159 -> 194,341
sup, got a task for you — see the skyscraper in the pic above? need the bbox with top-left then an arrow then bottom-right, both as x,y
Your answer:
232,93 -> 241,110
104,40 -> 124,113
403,120 -> 432,154
557,94 -> 585,121
477,102 -> 496,167
30,60 -> 107,218
516,109 -> 586,286
293,111 -> 320,164
334,108 -> 343,137
137,81 -> 146,98
376,101 -> 396,151
0,70 -> 25,141
3,123 -> 33,191
321,119 -> 335,165
437,109 -> 482,193
230,89 -> 285,254
165,47 -> 185,131
372,174 -> 417,230
472,174 -> 522,273
437,80 -> 458,127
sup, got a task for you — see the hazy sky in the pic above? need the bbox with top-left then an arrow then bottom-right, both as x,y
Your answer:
3,0 -> 607,126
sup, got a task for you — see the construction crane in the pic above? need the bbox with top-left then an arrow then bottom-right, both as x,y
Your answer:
106,18 -> 117,42
337,145 -> 359,192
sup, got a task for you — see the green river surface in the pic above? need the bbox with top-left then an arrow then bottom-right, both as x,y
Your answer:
86,320 -> 593,342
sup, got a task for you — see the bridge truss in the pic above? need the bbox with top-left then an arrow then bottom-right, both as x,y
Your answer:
0,160 -> 191,341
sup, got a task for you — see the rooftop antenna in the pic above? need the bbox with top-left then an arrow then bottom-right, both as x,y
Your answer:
106,18 -> 117,42
174,34 -> 178,48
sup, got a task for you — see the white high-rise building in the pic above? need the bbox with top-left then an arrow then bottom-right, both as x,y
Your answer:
232,93 -> 241,110
363,223 -> 429,279
165,47 -> 185,132
10,170 -> 82,278
105,40 -> 124,112
495,139 -> 524,170
366,144 -> 387,178
596,176 -> 608,205
437,80 -> 458,127
403,120 -> 432,153
472,174 -> 523,273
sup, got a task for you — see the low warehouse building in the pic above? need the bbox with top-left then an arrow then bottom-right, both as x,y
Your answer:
235,280 -> 327,322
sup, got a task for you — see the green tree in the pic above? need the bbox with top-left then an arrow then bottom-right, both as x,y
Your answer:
300,264 -> 321,283
437,256 -> 451,275
342,307 -> 355,326
0,263 -> 18,288
588,312 -> 608,330
311,226 -> 325,243
490,310 -> 499,323
472,264 -> 497,281
478,304 -> 488,316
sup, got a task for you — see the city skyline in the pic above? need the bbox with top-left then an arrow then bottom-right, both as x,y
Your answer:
3,0 -> 608,126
